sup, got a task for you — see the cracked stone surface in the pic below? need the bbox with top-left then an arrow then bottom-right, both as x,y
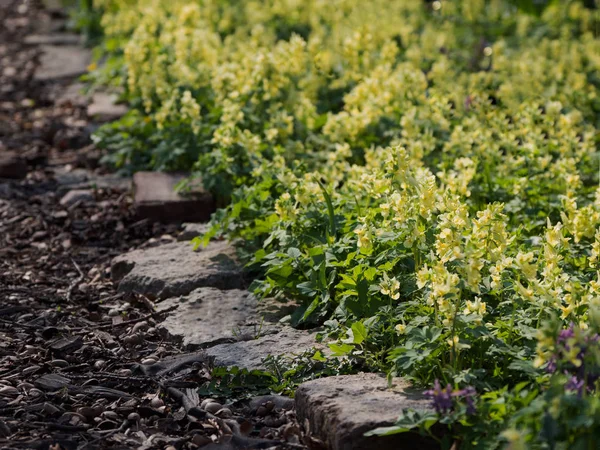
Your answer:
156,288 -> 260,349
295,373 -> 437,450
111,241 -> 243,299
87,92 -> 128,122
206,326 -> 322,371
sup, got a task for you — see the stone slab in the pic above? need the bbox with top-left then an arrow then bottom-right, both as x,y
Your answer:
157,288 -> 259,348
35,45 -> 91,81
24,33 -> 81,46
54,82 -> 90,107
87,92 -> 128,122
157,286 -> 298,350
295,374 -> 436,450
206,326 -> 322,371
53,168 -> 131,195
177,223 -> 211,242
111,241 -> 243,299
133,172 -> 215,223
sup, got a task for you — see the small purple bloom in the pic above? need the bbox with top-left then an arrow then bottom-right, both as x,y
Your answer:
565,375 -> 585,396
425,381 -> 477,415
551,325 -> 600,394
425,380 -> 453,414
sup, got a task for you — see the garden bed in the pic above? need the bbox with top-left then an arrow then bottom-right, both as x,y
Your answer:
43,0 -> 600,447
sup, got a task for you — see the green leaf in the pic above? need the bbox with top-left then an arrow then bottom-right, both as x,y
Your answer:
328,343 -> 354,356
351,321 -> 368,344
315,178 -> 336,240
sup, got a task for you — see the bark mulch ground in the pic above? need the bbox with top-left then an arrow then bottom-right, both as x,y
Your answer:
0,2 -> 308,449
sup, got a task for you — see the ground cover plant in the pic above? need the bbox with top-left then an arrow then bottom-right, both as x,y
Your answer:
85,0 -> 600,447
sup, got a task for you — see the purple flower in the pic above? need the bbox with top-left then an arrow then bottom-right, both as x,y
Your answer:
557,325 -> 575,345
424,380 -> 453,414
425,381 -> 477,415
565,374 -> 585,396
548,325 -> 600,394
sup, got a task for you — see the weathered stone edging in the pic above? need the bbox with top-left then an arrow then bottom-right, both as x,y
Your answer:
296,374 -> 436,450
111,240 -> 243,299
112,238 -> 432,449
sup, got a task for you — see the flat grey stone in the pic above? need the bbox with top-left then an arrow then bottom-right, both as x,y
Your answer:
87,92 -> 128,122
35,45 -> 91,81
177,223 -> 211,241
157,288 -> 297,349
206,326 -> 322,370
53,168 -> 131,194
111,241 -> 243,299
295,374 -> 436,450
133,172 -> 215,223
24,33 -> 81,46
59,189 -> 94,206
157,288 -> 259,348
54,82 -> 89,107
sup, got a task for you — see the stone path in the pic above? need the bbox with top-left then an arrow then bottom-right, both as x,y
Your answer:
112,236 -> 437,448
112,240 -> 325,368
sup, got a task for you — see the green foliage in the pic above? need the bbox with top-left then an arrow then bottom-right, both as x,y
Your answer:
200,349 -> 357,400
87,0 -> 600,446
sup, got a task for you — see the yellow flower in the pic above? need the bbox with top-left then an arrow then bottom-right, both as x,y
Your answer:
395,324 -> 406,335
380,273 -> 401,300
447,335 -> 460,347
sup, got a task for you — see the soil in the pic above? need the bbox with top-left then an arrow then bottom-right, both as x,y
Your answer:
0,2 -> 310,449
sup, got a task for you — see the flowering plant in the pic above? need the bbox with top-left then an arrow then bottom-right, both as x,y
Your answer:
85,0 -> 600,447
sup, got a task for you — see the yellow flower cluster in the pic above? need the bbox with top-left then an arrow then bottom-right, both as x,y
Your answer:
93,0 -> 600,364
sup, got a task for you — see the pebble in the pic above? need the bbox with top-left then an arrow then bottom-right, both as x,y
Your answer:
62,412 -> 86,426
0,386 -> 19,397
108,308 -> 120,317
43,402 -> 61,416
123,334 -> 143,346
50,359 -> 69,368
22,366 -> 40,375
150,396 -> 164,408
215,408 -> 232,419
23,345 -> 37,355
17,382 -> 33,391
94,360 -> 106,370
200,399 -> 216,409
141,357 -> 157,365
27,388 -> 44,399
256,405 -> 268,417
102,411 -> 119,421
204,402 -> 222,414
132,321 -> 148,333
59,189 -> 94,206
77,406 -> 100,420
127,412 -> 140,422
